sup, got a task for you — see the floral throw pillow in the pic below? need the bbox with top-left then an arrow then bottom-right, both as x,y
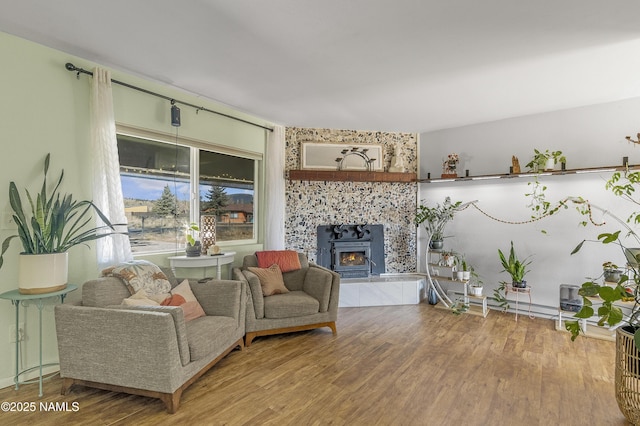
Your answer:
102,260 -> 172,296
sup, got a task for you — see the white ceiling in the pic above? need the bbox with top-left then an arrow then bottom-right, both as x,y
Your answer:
2,0 -> 640,133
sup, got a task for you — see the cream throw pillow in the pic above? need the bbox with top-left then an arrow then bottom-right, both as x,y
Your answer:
247,264 -> 289,296
122,289 -> 161,306
161,280 -> 206,322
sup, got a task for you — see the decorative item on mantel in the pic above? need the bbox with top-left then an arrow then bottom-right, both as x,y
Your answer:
441,153 -> 459,178
511,156 -> 521,174
301,143 -> 383,171
388,143 -> 406,173
335,146 -> 377,171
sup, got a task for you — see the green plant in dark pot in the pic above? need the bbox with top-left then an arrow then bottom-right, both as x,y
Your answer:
416,197 -> 462,249
498,241 -> 532,288
0,153 -> 122,293
185,222 -> 201,257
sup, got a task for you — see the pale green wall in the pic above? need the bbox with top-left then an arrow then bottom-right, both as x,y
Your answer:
0,31 -> 269,387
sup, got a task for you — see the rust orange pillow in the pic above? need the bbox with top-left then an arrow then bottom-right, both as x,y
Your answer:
247,264 -> 289,296
255,250 -> 301,272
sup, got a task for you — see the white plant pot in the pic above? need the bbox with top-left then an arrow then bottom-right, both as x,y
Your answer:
544,158 -> 555,171
469,286 -> 483,297
462,271 -> 471,280
18,252 -> 68,294
456,271 -> 464,280
442,256 -> 455,267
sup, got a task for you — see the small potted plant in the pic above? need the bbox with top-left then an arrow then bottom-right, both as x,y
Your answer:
498,241 -> 532,288
454,254 -> 471,281
185,222 -> 201,257
415,197 -> 462,250
468,268 -> 484,296
460,256 -> 471,281
440,250 -> 456,268
602,261 -> 623,283
525,149 -> 566,172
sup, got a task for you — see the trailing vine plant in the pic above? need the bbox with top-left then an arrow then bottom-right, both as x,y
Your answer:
523,149 -> 567,225
606,170 -> 640,226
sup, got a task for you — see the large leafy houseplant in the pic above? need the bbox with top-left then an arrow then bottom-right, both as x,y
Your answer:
415,197 -> 462,243
567,168 -> 640,347
0,153 -> 120,269
568,231 -> 640,345
512,165 -> 640,422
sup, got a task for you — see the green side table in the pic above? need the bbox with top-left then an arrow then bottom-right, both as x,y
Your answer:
0,284 -> 77,397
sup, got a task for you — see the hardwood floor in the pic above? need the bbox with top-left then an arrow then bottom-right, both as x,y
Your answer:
0,305 -> 630,425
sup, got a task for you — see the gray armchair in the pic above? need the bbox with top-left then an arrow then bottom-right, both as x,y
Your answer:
233,252 -> 340,347
55,276 -> 246,413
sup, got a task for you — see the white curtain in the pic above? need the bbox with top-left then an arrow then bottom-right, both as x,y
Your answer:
264,125 -> 286,249
90,67 -> 132,269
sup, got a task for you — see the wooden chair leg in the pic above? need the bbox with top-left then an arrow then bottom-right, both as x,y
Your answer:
160,390 -> 182,414
60,378 -> 75,395
328,321 -> 337,335
245,332 -> 257,347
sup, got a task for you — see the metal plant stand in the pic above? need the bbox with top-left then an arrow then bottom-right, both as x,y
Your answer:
0,285 -> 77,397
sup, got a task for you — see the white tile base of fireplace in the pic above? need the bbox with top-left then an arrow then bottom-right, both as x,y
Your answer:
338,274 -> 426,307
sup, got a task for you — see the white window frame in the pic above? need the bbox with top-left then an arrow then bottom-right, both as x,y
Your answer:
116,124 -> 261,252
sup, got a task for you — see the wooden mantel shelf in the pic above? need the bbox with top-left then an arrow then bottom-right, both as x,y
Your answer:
288,169 -> 417,183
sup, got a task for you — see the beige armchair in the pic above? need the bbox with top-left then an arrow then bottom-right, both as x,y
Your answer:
233,252 -> 340,347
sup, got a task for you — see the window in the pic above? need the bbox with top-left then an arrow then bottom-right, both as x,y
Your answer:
199,150 -> 255,240
117,130 -> 258,253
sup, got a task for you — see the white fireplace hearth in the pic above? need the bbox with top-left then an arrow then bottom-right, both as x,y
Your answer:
338,274 -> 426,307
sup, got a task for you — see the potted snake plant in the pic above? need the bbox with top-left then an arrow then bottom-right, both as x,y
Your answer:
498,241 -> 532,288
0,154 -> 122,294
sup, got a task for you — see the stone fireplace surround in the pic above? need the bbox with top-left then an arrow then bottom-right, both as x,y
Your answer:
285,127 -> 418,274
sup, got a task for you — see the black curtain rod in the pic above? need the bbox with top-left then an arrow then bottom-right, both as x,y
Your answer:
65,63 -> 273,132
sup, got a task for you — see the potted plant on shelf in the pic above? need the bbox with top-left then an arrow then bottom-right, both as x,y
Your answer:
415,197 -> 462,250
0,153 -> 122,294
498,241 -> 532,289
525,149 -> 566,172
468,268 -> 483,297
185,222 -> 201,257
459,256 -> 471,281
440,250 -> 456,268
602,261 -> 623,283
454,253 -> 471,281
